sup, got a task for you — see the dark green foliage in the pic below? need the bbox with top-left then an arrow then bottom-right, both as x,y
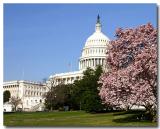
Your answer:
3,90 -> 11,103
81,91 -> 104,112
44,84 -> 72,111
71,65 -> 105,112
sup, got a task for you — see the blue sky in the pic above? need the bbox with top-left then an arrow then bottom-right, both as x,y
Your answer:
4,4 -> 157,82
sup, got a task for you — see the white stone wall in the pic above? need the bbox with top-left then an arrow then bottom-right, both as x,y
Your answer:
3,103 -> 14,112
3,80 -> 47,111
3,81 -> 20,98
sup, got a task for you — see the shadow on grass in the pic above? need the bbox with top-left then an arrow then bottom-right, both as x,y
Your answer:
113,111 -> 153,123
113,110 -> 145,116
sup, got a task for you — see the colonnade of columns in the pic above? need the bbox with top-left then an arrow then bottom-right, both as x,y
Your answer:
53,76 -> 82,86
79,58 -> 105,70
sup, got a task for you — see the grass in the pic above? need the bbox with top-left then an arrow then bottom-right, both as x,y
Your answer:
4,110 -> 157,127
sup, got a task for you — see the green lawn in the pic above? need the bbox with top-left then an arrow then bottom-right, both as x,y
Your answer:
4,111 -> 157,127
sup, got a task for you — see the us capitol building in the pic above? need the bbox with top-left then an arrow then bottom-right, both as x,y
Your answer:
3,15 -> 110,112
48,15 -> 110,86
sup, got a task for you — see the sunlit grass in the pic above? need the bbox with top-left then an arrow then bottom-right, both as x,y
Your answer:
4,111 -> 157,127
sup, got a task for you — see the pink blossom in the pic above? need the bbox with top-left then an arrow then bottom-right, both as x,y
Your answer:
99,23 -> 157,111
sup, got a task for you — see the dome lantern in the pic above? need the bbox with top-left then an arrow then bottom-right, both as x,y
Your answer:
95,14 -> 102,32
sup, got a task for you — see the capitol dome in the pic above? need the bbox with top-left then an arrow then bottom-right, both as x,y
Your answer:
79,15 -> 110,71
49,15 -> 110,86
85,29 -> 110,47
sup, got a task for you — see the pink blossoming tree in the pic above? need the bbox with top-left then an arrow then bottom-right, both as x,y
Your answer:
99,23 -> 157,121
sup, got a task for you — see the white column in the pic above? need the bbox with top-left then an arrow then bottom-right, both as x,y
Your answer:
81,60 -> 82,69
87,59 -> 89,67
82,60 -> 84,69
69,78 -> 71,83
65,79 -> 67,84
88,59 -> 89,67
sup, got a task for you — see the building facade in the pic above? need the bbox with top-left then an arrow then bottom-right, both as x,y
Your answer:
3,80 -> 47,111
48,15 -> 110,87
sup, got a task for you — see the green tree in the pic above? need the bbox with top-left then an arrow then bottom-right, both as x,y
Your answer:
71,65 -> 104,112
3,90 -> 11,103
44,83 -> 72,111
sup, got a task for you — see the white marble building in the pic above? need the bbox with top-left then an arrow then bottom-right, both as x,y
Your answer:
48,15 -> 110,86
3,80 -> 47,111
3,15 -> 110,111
